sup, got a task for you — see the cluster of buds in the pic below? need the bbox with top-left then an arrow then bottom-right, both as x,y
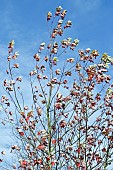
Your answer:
3,79 -> 14,91
40,65 -> 46,73
101,53 -> 109,63
47,7 -> 67,39
66,58 -> 75,63
51,27 -> 63,38
51,28 -> 58,38
51,77 -> 57,84
58,19 -> 63,25
55,93 -> 69,110
8,40 -> 15,53
78,49 -> 99,62
106,87 -> 113,96
29,70 -> 37,76
27,110 -> 34,118
7,55 -> 12,61
65,71 -> 72,76
51,42 -> 58,54
44,56 -> 48,62
1,95 -> 9,103
37,74 -> 42,80
86,65 -> 97,81
25,144 -> 30,151
70,39 -> 79,50
59,119 -> 67,128
76,63 -> 82,71
1,151 -> 6,155
7,41 -> 19,63
47,44 -> 52,49
101,53 -> 113,65
57,20 -> 63,35
64,20 -> 72,28
16,76 -> 22,82
36,107 -> 42,116
85,48 -> 91,53
12,51 -> 19,59
55,6 -> 62,16
47,11 -> 52,21
52,57 -> 59,65
53,42 -> 58,49
78,49 -> 84,56
61,38 -> 72,48
17,128 -> 25,137
7,53 -> 19,62
7,40 -> 20,73
55,102 -> 62,110
19,159 -> 28,169
11,145 -> 20,151
91,50 -> 99,58
55,69 -> 61,75
60,10 -> 67,20
34,53 -> 40,61
38,42 -> 45,53
13,63 -> 19,68
58,28 -> 63,36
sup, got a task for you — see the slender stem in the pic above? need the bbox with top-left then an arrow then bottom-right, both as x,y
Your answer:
8,61 -> 22,111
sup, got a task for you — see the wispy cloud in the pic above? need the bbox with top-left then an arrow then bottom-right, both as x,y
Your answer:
75,0 -> 101,14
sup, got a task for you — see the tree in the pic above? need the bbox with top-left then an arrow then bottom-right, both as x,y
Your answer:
0,6 -> 113,170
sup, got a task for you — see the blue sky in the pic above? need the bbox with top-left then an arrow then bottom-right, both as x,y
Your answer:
0,0 -> 113,107
0,0 -> 113,168
0,0 -> 112,76
0,0 -> 113,58
0,0 -> 113,79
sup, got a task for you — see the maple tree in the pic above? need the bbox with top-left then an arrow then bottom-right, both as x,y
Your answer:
0,6 -> 113,170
